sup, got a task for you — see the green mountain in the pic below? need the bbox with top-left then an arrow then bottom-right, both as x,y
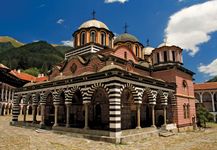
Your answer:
0,42 -> 15,53
207,76 -> 217,82
0,41 -> 72,73
0,36 -> 24,47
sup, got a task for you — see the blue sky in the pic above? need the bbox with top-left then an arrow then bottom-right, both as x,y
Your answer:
0,0 -> 217,83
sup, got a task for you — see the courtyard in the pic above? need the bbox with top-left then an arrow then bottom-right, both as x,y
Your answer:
0,116 -> 216,150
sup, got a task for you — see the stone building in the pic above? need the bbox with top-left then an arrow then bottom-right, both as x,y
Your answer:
194,82 -> 217,122
11,17 -> 196,143
0,64 -> 47,116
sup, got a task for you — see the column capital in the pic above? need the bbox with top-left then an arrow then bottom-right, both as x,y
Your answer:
83,101 -> 91,104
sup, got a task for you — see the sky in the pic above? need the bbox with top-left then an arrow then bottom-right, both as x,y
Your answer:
0,0 -> 217,83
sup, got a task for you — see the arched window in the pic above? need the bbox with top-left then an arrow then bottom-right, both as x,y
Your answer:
101,32 -> 106,46
80,31 -> 86,46
135,46 -> 139,57
90,31 -> 96,43
127,44 -> 131,49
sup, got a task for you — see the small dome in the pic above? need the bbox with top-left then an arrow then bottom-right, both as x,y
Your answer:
143,47 -> 155,55
79,19 -> 109,30
114,33 -> 139,43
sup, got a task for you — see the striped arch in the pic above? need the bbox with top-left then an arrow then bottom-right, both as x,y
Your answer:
141,87 -> 154,104
85,83 -> 109,101
65,86 -> 84,104
25,93 -> 33,105
120,83 -> 141,102
40,90 -> 52,104
156,90 -> 168,106
168,92 -> 176,106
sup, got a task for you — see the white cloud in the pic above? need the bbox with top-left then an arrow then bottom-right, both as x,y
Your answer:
57,19 -> 64,24
198,58 -> 217,77
61,40 -> 74,47
105,0 -> 128,4
165,0 -> 217,56
178,0 -> 185,2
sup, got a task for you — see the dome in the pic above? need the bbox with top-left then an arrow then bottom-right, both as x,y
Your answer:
158,42 -> 173,48
114,33 -> 139,43
143,47 -> 155,55
79,19 -> 109,30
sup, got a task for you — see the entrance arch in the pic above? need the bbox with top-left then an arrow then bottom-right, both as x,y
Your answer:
121,88 -> 136,130
141,91 -> 151,127
70,90 -> 84,128
45,93 -> 54,126
155,93 -> 164,127
58,91 -> 66,126
89,87 -> 109,130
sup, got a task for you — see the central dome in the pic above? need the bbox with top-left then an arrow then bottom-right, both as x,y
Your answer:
114,33 -> 139,43
79,19 -> 109,30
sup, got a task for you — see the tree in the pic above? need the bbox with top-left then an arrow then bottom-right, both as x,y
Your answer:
196,104 -> 213,128
23,67 -> 40,77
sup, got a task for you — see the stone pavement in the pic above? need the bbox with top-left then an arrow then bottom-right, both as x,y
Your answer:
0,116 -> 217,150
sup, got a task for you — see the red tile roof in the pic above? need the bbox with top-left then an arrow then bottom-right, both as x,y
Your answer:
194,82 -> 217,90
11,70 -> 48,83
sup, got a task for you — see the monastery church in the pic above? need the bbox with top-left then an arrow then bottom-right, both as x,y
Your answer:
11,14 -> 196,143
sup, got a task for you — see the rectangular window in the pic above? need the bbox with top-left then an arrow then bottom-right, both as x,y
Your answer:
172,51 -> 176,61
164,51 -> 168,62
157,53 -> 160,64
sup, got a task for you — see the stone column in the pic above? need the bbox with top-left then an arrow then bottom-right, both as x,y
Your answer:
32,105 -> 37,123
66,104 -> 71,128
136,102 -> 141,129
8,87 -> 11,102
199,92 -> 203,103
40,104 -> 46,127
5,85 -> 8,102
163,106 -> 167,125
1,83 -> 4,101
23,105 -> 27,122
83,101 -> 90,129
151,104 -> 156,127
211,93 -> 216,122
53,104 -> 59,127
12,90 -> 14,102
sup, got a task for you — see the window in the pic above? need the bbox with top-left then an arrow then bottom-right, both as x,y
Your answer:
101,32 -> 106,46
135,46 -> 139,57
183,80 -> 188,92
124,52 -> 127,60
164,51 -> 168,62
127,44 -> 131,49
157,52 -> 160,64
172,51 -> 176,62
183,104 -> 187,119
183,104 -> 190,119
90,31 -> 96,43
80,32 -> 86,46
109,34 -> 112,48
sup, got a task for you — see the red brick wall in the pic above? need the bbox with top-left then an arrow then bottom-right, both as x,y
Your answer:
152,67 -> 196,127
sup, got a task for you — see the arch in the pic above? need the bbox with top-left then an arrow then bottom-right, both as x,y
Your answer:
44,92 -> 54,126
120,83 -> 140,102
121,87 -> 136,129
135,45 -> 139,57
89,86 -> 109,130
86,83 -> 109,101
101,31 -> 106,46
155,90 -> 166,127
70,89 -> 84,128
194,93 -> 200,103
202,92 -> 212,111
80,31 -> 86,46
65,86 -> 84,103
57,90 -> 66,126
28,105 -> 32,115
167,92 -> 176,123
140,90 -> 151,127
90,30 -> 96,43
